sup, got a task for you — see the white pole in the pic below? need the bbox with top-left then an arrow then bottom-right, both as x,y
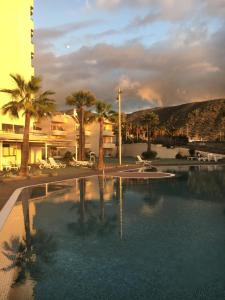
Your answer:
119,177 -> 123,240
45,143 -> 48,160
118,88 -> 122,166
73,109 -> 78,161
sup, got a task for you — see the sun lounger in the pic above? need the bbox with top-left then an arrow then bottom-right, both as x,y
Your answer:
136,155 -> 152,166
39,159 -> 54,169
70,157 -> 94,168
49,157 -> 66,168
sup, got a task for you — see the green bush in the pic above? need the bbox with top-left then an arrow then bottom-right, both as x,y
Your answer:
142,151 -> 157,160
189,148 -> 195,156
175,152 -> 183,159
63,151 -> 73,162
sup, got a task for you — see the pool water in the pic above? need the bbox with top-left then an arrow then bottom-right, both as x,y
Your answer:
0,165 -> 225,299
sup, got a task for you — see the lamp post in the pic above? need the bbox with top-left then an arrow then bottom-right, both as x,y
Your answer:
73,109 -> 78,161
117,88 -> 122,166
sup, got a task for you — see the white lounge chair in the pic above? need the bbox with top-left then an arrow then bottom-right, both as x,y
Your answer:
48,157 -> 66,168
136,155 -> 152,166
70,157 -> 94,168
39,159 -> 54,169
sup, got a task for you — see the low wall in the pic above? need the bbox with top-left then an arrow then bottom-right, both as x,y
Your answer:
122,143 -> 189,159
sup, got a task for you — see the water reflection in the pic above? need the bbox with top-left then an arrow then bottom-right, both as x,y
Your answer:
0,167 -> 224,299
67,176 -> 118,238
1,189 -> 57,290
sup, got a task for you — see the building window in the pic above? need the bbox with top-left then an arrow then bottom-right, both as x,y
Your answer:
30,6 -> 34,17
14,125 -> 24,134
2,144 -> 16,156
33,123 -> 42,131
51,123 -> 65,131
2,124 -> 13,132
31,29 -> 34,40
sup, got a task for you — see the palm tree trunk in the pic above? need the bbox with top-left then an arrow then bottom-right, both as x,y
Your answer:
78,108 -> 84,160
81,108 -> 85,160
19,112 -> 31,176
98,118 -> 104,170
147,123 -> 151,152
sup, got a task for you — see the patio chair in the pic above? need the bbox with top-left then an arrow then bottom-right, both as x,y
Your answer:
196,153 -> 208,162
50,157 -> 66,168
71,157 -> 94,168
136,155 -> 152,166
4,163 -> 19,172
48,157 -> 65,168
39,159 -> 54,169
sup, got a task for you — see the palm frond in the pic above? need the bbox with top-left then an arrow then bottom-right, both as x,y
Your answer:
2,101 -> 20,117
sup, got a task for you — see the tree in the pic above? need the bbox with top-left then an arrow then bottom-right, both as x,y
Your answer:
110,112 -> 127,157
94,101 -> 114,170
0,74 -> 55,176
66,91 -> 96,160
140,112 -> 159,152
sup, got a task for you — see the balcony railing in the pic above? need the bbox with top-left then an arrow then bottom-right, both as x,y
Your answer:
103,143 -> 115,149
52,129 -> 66,136
103,130 -> 114,136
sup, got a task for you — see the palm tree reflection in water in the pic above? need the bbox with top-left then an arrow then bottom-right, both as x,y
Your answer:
1,189 -> 57,287
68,177 -> 120,238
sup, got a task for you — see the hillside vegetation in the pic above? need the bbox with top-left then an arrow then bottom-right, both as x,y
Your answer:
127,99 -> 225,141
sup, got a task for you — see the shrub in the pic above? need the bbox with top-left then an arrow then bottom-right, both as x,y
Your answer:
189,148 -> 195,157
142,150 -> 157,160
175,152 -> 183,159
63,151 -> 73,162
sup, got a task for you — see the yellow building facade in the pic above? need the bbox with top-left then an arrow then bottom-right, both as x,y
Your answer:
0,1 -> 77,170
0,0 -> 35,170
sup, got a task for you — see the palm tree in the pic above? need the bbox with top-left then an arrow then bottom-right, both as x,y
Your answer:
94,101 -> 114,170
110,112 -> 127,157
0,74 -> 56,177
66,91 -> 96,160
140,112 -> 159,152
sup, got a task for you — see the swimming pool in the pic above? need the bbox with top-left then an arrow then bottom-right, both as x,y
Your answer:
0,165 -> 225,299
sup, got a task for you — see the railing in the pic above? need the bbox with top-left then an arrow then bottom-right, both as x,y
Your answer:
103,143 -> 116,148
103,130 -> 114,136
51,129 -> 66,136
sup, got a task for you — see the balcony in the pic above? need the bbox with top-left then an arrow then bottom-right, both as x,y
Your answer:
103,130 -> 114,137
103,143 -> 116,149
52,129 -> 66,136
76,130 -> 91,136
0,130 -> 49,142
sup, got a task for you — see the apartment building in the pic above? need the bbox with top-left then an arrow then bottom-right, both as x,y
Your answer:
83,120 -> 116,157
0,2 -> 77,170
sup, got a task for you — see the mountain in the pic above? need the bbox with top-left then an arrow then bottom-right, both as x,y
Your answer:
127,99 -> 225,140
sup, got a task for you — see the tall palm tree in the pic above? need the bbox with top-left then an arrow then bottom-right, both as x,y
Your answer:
66,91 -> 96,160
94,101 -> 114,170
0,74 -> 56,177
110,112 -> 127,158
140,112 -> 159,152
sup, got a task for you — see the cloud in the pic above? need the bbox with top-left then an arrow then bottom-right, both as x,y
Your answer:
34,19 -> 102,50
34,23 -> 225,112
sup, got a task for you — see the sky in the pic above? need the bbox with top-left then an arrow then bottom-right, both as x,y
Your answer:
33,0 -> 225,112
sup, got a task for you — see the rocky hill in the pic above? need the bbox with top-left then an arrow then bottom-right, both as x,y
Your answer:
127,99 -> 225,141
